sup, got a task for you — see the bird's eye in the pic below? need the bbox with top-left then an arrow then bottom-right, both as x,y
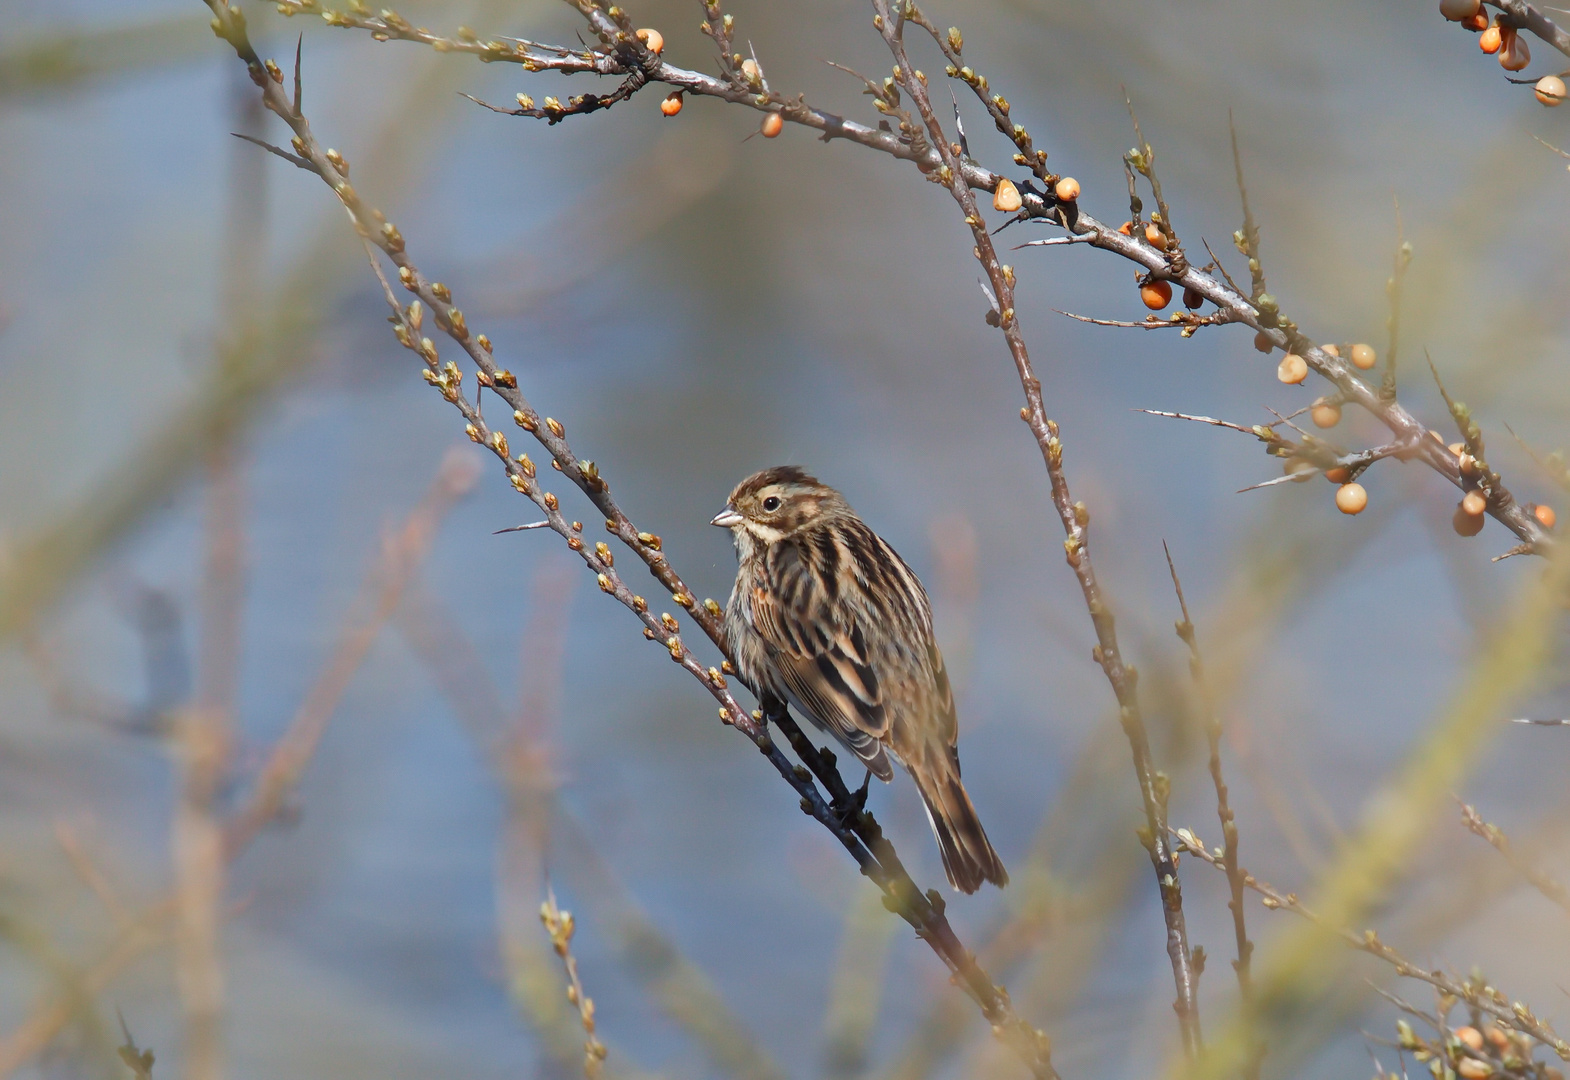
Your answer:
762,496 -> 782,512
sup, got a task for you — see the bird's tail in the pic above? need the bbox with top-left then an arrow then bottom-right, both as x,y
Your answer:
913,755 -> 1008,894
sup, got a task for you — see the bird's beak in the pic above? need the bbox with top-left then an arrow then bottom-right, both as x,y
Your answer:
710,507 -> 743,528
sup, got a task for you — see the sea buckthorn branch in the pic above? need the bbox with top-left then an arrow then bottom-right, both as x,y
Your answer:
869,0 -> 1200,1062
1170,826 -> 1570,1060
199,5 -> 1055,1066
1164,547 -> 1259,1080
1456,800 -> 1570,914
260,0 -> 1553,549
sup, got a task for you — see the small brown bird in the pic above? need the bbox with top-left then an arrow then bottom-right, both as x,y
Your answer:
711,466 -> 1007,892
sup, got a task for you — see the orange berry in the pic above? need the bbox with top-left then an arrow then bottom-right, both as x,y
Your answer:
1254,331 -> 1275,353
1536,75 -> 1566,106
993,178 -> 1022,212
1118,221 -> 1133,236
1456,1028 -> 1486,1052
1462,490 -> 1487,516
635,27 -> 665,54
740,58 -> 761,82
1457,1058 -> 1493,1080
1485,1028 -> 1511,1052
1145,222 -> 1168,249
1500,27 -> 1531,69
1448,441 -> 1466,456
1336,483 -> 1368,515
1440,0 -> 1480,19
1466,11 -> 1488,29
1459,453 -> 1479,478
1454,501 -> 1486,536
1480,24 -> 1503,52
1325,467 -> 1351,484
660,93 -> 683,116
1311,399 -> 1341,428
1350,343 -> 1376,369
1278,353 -> 1309,384
760,112 -> 784,138
1054,176 -> 1080,201
1140,280 -> 1173,310
1536,504 -> 1557,528
1322,343 -> 1340,358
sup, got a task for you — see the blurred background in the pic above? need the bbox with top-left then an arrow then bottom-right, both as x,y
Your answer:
2,0 -> 1569,1078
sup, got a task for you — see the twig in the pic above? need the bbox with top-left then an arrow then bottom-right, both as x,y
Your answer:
116,1012 -> 156,1080
1456,799 -> 1570,913
1229,111 -> 1268,306
1166,546 -> 1259,1079
872,0 -> 1197,1063
1381,202 -> 1411,402
1171,827 -> 1570,1058
540,890 -> 608,1078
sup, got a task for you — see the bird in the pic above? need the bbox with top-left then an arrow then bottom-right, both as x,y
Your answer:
711,466 -> 1007,893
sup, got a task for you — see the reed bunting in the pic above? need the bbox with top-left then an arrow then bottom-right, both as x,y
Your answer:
711,467 -> 1007,893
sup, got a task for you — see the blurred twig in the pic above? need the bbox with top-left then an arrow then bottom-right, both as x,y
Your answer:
0,10 -> 503,642
0,453 -> 475,1077
400,580 -> 787,1080
1457,799 -> 1570,913
0,13 -> 214,96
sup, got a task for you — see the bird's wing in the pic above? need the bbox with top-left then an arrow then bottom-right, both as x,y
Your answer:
748,537 -> 894,779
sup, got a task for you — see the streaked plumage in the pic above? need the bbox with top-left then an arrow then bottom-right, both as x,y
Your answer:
711,466 -> 1007,893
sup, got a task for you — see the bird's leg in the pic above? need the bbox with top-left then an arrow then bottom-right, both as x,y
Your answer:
837,767 -> 873,828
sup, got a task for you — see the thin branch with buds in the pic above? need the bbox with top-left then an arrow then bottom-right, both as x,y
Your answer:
1165,547 -> 1258,1078
868,0 -> 1200,1059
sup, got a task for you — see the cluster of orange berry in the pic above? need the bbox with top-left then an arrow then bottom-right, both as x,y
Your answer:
1392,1017 -> 1564,1080
1444,438 -> 1556,536
1441,0 -> 1566,105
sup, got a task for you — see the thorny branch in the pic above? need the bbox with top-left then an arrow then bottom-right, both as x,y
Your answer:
866,0 -> 1201,1060
198,4 -> 1056,1073
1170,827 -> 1570,1060
270,0 -> 1557,551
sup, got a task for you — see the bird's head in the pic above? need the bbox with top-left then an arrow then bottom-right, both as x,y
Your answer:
711,466 -> 848,544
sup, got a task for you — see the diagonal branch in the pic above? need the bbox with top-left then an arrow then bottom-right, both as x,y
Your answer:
870,0 -> 1199,1061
